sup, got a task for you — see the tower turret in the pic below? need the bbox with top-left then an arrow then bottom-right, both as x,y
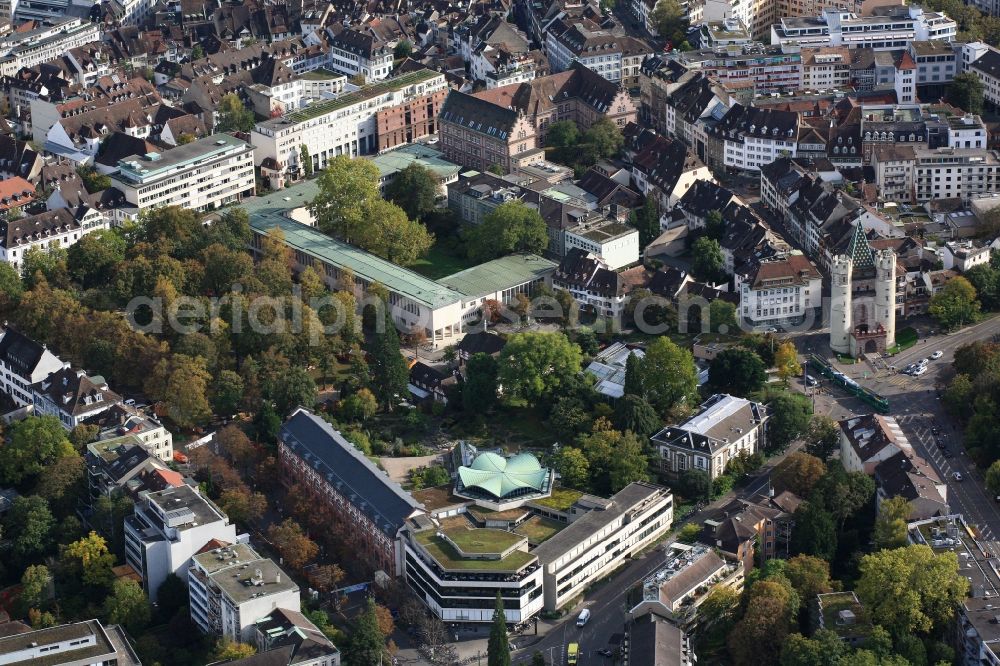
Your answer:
830,255 -> 853,354
874,249 -> 897,348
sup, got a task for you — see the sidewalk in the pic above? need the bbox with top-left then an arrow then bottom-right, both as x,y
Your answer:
393,617 -> 563,665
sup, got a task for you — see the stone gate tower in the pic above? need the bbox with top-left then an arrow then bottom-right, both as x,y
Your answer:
874,248 -> 896,349
828,223 -> 898,357
829,255 -> 853,355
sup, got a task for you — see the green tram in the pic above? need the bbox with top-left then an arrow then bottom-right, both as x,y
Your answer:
807,355 -> 890,414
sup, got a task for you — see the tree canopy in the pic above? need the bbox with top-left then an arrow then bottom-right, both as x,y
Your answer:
498,332 -> 582,407
385,163 -> 439,220
709,348 -> 767,396
466,201 -> 549,262
929,275 -> 980,330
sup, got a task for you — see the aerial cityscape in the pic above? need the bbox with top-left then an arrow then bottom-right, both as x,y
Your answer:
0,0 -> 999,663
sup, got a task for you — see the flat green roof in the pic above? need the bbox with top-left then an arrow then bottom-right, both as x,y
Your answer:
299,67 -> 345,81
414,529 -> 536,572
116,133 -> 250,183
530,488 -> 584,511
437,254 -> 557,299
514,516 -> 565,544
261,69 -> 440,127
368,144 -> 461,181
244,181 -> 462,310
443,526 -> 524,553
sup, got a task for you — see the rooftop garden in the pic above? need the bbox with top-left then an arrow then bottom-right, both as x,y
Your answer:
514,516 -> 565,544
414,529 -> 535,571
820,592 -> 870,638
530,487 -> 583,511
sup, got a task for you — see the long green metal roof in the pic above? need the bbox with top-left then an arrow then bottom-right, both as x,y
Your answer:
437,254 -> 557,299
245,181 -> 462,310
457,452 -> 549,499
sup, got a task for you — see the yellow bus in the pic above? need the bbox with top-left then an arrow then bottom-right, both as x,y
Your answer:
568,643 -> 579,665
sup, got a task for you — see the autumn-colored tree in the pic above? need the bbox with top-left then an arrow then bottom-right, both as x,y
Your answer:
774,341 -> 801,383
267,519 -> 319,570
60,531 -> 115,588
309,564 -> 346,594
213,638 -> 257,661
772,451 -> 826,497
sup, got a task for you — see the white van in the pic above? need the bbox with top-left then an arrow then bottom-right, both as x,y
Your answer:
576,609 -> 591,627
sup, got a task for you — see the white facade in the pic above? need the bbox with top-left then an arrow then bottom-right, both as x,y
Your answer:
125,485 -> 238,602
942,241 -> 991,272
251,69 -> 447,175
110,134 -> 255,212
913,147 -> 1000,203
534,483 -> 673,612
564,222 -> 640,271
0,19 -> 100,76
327,34 -> 393,82
771,7 -> 957,51
0,207 -> 108,270
0,328 -> 63,408
189,543 -> 301,643
736,258 -> 822,328
404,533 -> 545,623
724,133 -> 798,172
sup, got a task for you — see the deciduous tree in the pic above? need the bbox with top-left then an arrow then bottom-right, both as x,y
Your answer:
772,452 -> 826,497
215,93 -> 255,132
650,0 -> 690,48
466,201 -> 549,262
929,275 -> 980,330
267,519 -> 319,570
805,415 -> 841,461
691,236 -> 726,283
775,341 -> 801,383
0,415 -> 75,485
213,639 -> 257,661
6,496 -> 54,560
385,163 -> 439,220
498,332 -> 582,407
346,597 -> 388,666
874,495 -> 911,550
950,71 -> 985,114
464,352 -> 499,412
164,354 -> 213,428
708,348 -> 767,396
60,531 -> 115,588
545,120 -> 579,148
790,501 -> 837,560
766,391 -> 813,452
553,447 -> 590,489
856,544 -> 969,636
104,579 -> 152,633
784,554 -> 833,600
640,337 -> 699,415
310,156 -> 382,242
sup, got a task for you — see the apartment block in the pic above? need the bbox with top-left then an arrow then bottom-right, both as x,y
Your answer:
533,482 -> 673,612
0,206 -> 109,270
189,542 -> 301,642
735,254 -> 823,329
252,69 -> 447,178
546,18 -> 651,85
125,484 -> 237,601
709,104 -> 799,173
0,326 -> 64,408
0,619 -> 140,666
771,6 -> 956,51
676,43 -> 802,95
327,29 -> 393,82
110,133 -> 255,213
873,145 -> 1000,204
0,19 -> 101,76
652,394 -> 769,480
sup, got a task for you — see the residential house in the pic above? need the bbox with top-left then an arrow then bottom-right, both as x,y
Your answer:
0,206 -> 109,270
250,608 -> 341,666
735,253 -> 823,329
32,365 -> 122,430
326,28 -> 393,82
553,248 -> 627,320
0,326 -> 64,408
651,394 -> 769,480
630,134 -> 715,210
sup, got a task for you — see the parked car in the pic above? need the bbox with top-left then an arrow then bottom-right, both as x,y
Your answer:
598,649 -> 614,658
912,366 -> 928,376
942,449 -> 954,458
804,375 -> 818,387
930,350 -> 943,360
953,472 -> 964,482
931,427 -> 941,435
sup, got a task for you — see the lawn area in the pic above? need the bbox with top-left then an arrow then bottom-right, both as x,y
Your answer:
514,516 -> 565,544
885,326 -> 919,355
414,529 -> 535,571
531,487 -> 584,511
409,242 -> 477,279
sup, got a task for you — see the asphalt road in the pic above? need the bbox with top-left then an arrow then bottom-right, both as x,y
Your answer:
835,316 -> 1000,555
508,463 -> 782,666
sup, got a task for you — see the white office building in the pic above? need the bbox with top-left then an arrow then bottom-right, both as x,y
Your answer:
326,29 -> 393,82
125,485 -> 237,602
771,6 -> 956,51
564,217 -> 640,271
189,543 -> 301,642
0,19 -> 101,77
110,134 -> 254,213
251,69 -> 447,177
532,483 -> 673,612
735,254 -> 823,329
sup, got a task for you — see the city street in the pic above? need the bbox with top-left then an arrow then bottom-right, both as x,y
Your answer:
825,316 -> 1000,553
